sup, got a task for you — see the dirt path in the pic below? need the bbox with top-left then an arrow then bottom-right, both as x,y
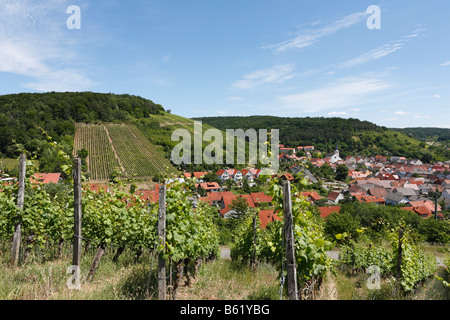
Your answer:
103,125 -> 127,175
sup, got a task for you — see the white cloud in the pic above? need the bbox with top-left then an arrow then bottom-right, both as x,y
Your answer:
278,76 -> 390,113
434,94 -> 442,98
232,64 -> 294,89
340,29 -> 424,69
349,108 -> 360,112
394,111 -> 409,116
0,0 -> 94,92
440,61 -> 450,67
327,111 -> 347,116
263,11 -> 367,53
340,42 -> 404,68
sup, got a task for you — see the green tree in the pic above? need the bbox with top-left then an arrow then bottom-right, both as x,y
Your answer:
335,164 -> 349,181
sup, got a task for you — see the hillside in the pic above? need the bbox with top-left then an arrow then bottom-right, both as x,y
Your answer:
74,123 -> 178,181
0,92 -> 235,179
392,127 -> 450,148
0,92 -> 218,179
193,116 -> 450,162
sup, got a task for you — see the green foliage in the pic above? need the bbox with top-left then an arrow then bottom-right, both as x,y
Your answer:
232,179 -> 332,288
339,227 -> 437,292
195,116 -> 450,162
418,219 -> 450,244
0,92 -> 165,158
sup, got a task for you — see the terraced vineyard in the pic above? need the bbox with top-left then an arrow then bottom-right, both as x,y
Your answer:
73,123 -> 178,181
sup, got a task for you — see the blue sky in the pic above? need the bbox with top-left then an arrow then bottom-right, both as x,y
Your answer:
0,0 -> 449,128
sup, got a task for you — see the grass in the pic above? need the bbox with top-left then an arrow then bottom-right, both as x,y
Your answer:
177,260 -> 280,300
331,263 -> 450,300
1,239 -> 448,300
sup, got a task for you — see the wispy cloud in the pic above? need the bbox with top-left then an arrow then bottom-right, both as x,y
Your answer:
232,64 -> 294,89
327,111 -> 348,116
263,11 -> 367,53
394,110 -> 409,116
0,0 -> 94,91
278,76 -> 390,113
340,29 -> 425,68
440,61 -> 450,67
340,42 -> 404,68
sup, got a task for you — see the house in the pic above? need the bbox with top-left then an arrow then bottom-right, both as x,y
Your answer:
402,206 -> 444,219
219,194 -> 256,218
240,168 -> 261,182
30,173 -> 61,184
301,191 -> 321,204
250,192 -> 273,207
196,182 -> 220,193
408,200 -> 442,213
183,171 -> 208,182
442,189 -> 450,200
391,156 -> 407,164
385,193 -> 410,206
328,191 -> 344,204
259,210 -> 282,229
230,169 -> 243,182
216,169 -> 230,181
392,187 -> 418,198
353,194 -> 386,205
272,173 -> 295,181
375,155 -> 388,163
280,147 -> 296,155
318,206 -> 341,219
199,191 -> 234,206
368,188 -> 388,198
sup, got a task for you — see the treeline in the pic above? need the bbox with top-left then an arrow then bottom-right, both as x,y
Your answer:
195,116 -> 450,162
393,127 -> 450,145
0,92 -> 165,158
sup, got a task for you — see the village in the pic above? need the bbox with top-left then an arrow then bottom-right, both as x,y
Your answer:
5,143 -> 449,231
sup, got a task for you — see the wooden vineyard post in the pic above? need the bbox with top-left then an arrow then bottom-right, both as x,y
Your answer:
11,154 -> 26,267
395,228 -> 403,296
282,180 -> 298,300
251,211 -> 257,272
73,158 -> 82,269
158,184 -> 167,300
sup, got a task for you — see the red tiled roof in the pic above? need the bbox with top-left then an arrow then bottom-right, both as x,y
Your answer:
250,192 -> 273,204
353,194 -> 385,204
328,191 -> 342,201
30,173 -> 61,184
318,206 -> 341,219
259,210 -> 282,229
408,200 -> 442,212
220,194 -> 256,216
301,191 -> 321,202
196,182 -> 220,190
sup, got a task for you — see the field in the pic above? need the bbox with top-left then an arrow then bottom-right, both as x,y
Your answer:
73,123 -> 178,181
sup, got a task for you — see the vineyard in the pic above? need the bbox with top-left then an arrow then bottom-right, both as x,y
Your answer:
73,123 -> 178,181
0,158 -> 219,299
0,153 -> 447,300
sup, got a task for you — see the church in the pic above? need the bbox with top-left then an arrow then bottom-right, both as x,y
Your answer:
326,142 -> 342,164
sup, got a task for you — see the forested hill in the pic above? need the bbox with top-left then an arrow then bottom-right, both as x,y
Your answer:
0,92 -> 165,157
392,127 -> 450,147
193,116 -> 450,163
